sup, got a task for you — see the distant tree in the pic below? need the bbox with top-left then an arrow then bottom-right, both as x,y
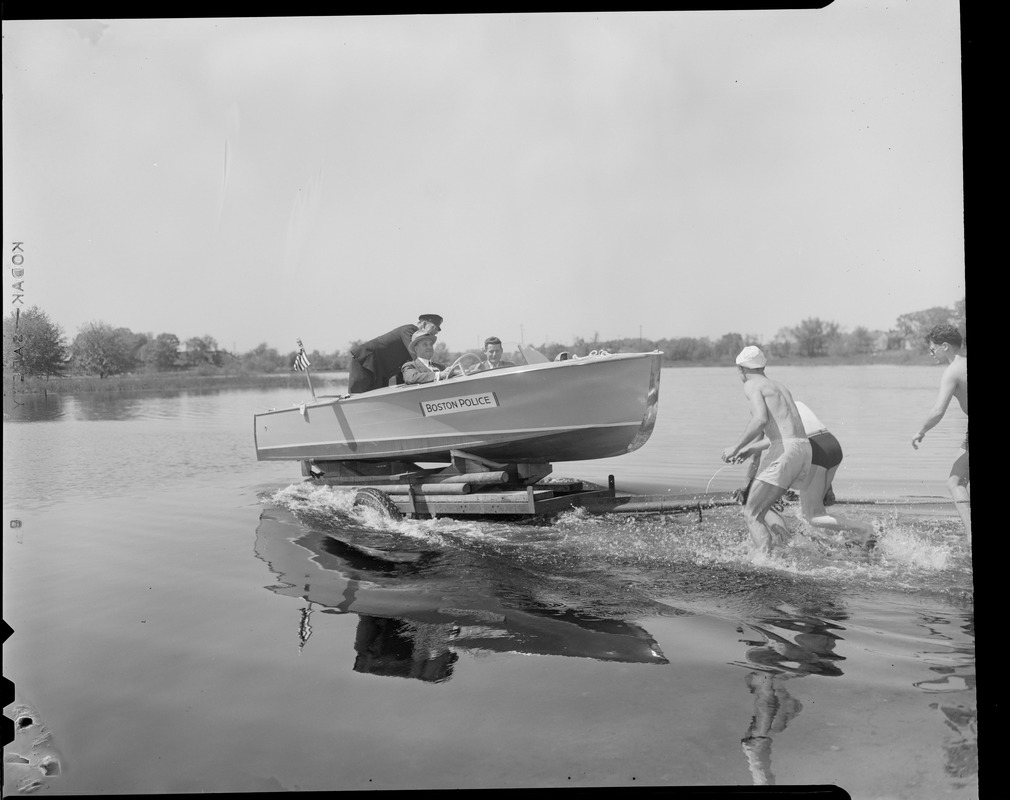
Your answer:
184,335 -> 221,367
143,333 -> 181,371
766,327 -> 796,358
894,306 -> 957,351
432,342 -> 455,367
849,326 -> 876,355
661,336 -> 714,362
952,297 -> 966,342
328,350 -> 350,370
663,337 -> 694,361
116,328 -> 148,367
714,333 -> 745,359
242,342 -> 285,373
71,321 -> 137,378
790,318 -> 840,357
570,337 -> 594,358
3,306 -> 70,379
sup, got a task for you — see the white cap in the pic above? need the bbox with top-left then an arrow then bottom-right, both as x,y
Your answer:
735,346 -> 767,369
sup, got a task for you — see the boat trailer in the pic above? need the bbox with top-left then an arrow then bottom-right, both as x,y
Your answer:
302,450 -> 739,521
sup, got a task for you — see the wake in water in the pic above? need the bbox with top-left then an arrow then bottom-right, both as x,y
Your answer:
261,482 -> 973,614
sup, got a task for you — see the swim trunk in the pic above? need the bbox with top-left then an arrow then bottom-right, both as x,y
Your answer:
809,431 -> 843,470
757,438 -> 813,491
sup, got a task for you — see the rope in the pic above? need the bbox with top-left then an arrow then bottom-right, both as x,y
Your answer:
566,349 -> 613,361
705,463 -> 738,494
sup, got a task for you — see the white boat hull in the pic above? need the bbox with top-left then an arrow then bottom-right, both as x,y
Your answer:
254,351 -> 662,464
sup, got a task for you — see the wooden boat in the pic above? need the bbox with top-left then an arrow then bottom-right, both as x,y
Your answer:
254,346 -> 662,477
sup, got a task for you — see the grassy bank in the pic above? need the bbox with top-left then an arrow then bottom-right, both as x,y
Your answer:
665,350 -> 930,368
4,370 -> 349,395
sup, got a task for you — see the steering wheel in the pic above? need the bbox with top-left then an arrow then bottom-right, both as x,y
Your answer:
445,352 -> 482,378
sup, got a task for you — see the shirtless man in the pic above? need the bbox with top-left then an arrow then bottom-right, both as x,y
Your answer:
912,323 -> 969,540
722,346 -> 812,557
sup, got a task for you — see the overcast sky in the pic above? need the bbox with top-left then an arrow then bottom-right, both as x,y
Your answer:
3,5 -> 964,355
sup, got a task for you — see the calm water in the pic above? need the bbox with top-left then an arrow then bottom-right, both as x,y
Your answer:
3,366 -> 975,796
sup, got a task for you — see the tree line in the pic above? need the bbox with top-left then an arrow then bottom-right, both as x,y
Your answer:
3,298 -> 964,380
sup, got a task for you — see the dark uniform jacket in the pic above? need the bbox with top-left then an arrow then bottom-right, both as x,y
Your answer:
348,324 -> 418,393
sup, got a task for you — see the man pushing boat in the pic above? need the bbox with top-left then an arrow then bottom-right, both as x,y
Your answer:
722,346 -> 812,557
348,313 -> 443,393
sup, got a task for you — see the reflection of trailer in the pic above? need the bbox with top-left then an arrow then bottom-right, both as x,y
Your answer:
303,450 -> 737,520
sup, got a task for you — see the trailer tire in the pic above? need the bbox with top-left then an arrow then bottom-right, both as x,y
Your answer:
353,488 -> 402,520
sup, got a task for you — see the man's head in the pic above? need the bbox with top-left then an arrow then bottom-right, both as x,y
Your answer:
418,314 -> 443,335
408,330 -> 437,359
483,336 -> 504,365
925,323 -> 963,360
735,345 -> 767,376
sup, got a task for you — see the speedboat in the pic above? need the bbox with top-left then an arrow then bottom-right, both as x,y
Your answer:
254,344 -> 662,474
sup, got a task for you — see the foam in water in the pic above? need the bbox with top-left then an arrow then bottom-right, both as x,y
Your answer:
261,485 -> 967,602
264,482 -> 494,548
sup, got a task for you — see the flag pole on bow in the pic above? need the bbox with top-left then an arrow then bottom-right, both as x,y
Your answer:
294,338 -> 316,400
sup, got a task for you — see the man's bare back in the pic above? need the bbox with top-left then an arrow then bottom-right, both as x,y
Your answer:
744,376 -> 807,444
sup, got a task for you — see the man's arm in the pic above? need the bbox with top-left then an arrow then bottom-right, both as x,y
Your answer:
723,384 -> 769,462
736,436 -> 772,463
401,361 -> 436,384
912,366 -> 959,449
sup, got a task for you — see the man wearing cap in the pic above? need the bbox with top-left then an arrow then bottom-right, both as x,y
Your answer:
348,314 -> 443,393
722,346 -> 812,557
401,329 -> 451,384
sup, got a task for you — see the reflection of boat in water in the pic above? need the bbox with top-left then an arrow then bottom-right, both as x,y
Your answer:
254,509 -> 667,682
254,346 -> 662,467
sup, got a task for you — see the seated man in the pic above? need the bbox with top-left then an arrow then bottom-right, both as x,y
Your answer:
401,330 -> 452,384
476,336 -> 516,371
348,313 -> 443,393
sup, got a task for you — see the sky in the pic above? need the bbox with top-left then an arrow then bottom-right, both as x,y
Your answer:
3,5 -> 965,355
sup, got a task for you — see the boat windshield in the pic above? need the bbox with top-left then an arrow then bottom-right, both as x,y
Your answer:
500,342 -> 549,366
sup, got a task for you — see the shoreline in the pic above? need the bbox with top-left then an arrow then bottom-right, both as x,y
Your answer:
3,371 -> 349,396
3,352 -> 935,396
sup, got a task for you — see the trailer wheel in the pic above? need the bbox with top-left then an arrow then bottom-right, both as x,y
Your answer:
353,488 -> 402,520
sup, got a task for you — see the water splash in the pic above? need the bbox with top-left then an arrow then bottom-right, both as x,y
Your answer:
261,485 -> 971,609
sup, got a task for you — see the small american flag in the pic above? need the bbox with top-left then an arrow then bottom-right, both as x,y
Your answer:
293,339 -> 311,371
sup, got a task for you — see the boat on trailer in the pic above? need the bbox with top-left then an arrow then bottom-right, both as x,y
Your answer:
255,344 -> 731,518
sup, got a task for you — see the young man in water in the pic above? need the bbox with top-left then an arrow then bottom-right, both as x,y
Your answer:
722,346 -> 812,557
912,323 -> 969,540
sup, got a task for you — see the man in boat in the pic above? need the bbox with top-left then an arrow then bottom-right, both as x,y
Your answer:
912,323 -> 969,540
476,336 -> 516,371
722,346 -> 812,557
401,329 -> 452,384
348,314 -> 443,393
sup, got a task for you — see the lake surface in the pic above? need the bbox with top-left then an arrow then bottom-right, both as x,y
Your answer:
3,365 -> 975,796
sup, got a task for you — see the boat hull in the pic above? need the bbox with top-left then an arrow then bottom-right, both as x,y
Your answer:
255,351 -> 661,464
